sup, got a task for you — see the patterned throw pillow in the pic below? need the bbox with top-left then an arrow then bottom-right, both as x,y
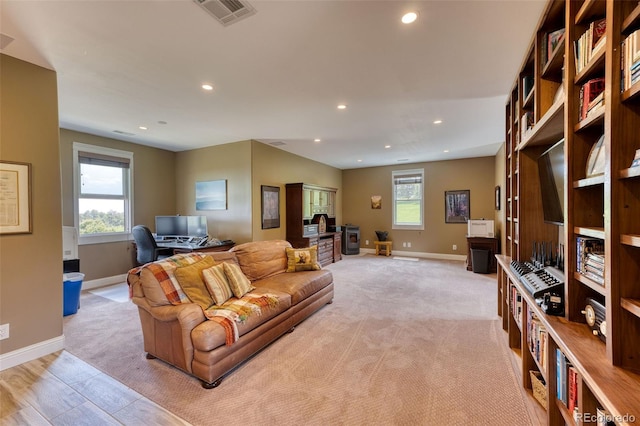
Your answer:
202,263 -> 234,305
285,246 -> 321,272
173,256 -> 215,310
223,262 -> 255,298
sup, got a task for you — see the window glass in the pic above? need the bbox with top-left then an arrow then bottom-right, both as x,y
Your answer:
392,169 -> 424,230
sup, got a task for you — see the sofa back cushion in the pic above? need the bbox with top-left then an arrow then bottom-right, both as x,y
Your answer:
230,240 -> 291,281
173,256 -> 215,310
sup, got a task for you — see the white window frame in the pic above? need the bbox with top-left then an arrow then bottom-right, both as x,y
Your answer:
73,142 -> 134,245
392,168 -> 424,230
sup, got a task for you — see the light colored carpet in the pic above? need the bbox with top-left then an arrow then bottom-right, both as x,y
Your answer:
64,255 -> 533,426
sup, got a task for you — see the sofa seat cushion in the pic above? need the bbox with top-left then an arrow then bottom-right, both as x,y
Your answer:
191,288 -> 291,352
230,240 -> 291,281
254,269 -> 333,305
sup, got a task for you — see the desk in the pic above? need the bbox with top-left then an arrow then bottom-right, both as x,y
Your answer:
374,241 -> 392,256
157,240 -> 235,254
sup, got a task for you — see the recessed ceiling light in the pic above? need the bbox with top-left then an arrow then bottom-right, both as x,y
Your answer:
397,159 -> 409,162
433,119 -> 443,124
385,145 -> 391,149
139,126 -> 148,130
357,159 -> 362,162
443,149 -> 450,153
402,12 -> 418,24
337,104 -> 347,110
202,84 -> 213,91
314,138 -> 321,142
158,121 -> 167,125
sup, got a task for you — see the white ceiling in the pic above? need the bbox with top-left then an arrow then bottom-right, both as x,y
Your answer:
1,0 -> 546,170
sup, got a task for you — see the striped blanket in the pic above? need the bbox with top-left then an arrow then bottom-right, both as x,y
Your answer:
205,293 -> 280,345
129,253 -> 279,345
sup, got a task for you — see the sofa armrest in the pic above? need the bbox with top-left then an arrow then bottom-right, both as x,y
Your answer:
131,296 -> 205,373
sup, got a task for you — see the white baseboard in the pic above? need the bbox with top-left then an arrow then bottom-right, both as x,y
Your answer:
0,335 -> 65,371
82,273 -> 128,291
358,248 -> 466,261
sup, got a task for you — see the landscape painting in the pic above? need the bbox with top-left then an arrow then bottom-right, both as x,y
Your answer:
196,180 -> 227,210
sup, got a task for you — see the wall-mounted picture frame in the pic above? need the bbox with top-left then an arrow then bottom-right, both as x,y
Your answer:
445,190 -> 470,223
495,185 -> 501,211
261,185 -> 280,229
371,195 -> 382,209
0,161 -> 32,234
195,179 -> 227,210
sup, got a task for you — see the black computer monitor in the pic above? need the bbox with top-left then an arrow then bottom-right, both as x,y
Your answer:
155,216 -> 188,237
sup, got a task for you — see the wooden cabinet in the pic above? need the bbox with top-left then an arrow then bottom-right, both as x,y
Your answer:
500,1 -> 640,423
286,183 -> 340,265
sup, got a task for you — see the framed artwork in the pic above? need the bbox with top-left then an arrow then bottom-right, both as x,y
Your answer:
261,185 -> 280,229
371,195 -> 382,209
0,161 -> 32,234
445,190 -> 470,223
495,185 -> 501,211
195,179 -> 227,210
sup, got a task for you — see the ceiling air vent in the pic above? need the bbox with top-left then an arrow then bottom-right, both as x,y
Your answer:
193,0 -> 256,27
269,141 -> 286,147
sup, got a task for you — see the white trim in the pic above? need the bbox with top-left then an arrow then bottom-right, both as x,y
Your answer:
81,273 -> 128,291
358,247 -> 466,261
0,335 -> 65,371
392,168 -> 425,230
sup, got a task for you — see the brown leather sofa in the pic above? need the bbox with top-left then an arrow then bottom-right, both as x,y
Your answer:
128,240 -> 334,388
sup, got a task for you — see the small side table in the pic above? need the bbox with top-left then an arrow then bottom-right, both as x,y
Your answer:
374,241 -> 392,256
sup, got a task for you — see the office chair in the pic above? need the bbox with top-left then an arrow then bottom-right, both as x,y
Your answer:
132,225 -> 172,265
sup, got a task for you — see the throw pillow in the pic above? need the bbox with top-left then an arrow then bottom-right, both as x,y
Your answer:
285,246 -> 321,272
202,263 -> 234,305
173,256 -> 215,310
223,262 -> 254,298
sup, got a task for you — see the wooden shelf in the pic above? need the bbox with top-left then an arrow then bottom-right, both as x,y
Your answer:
573,175 -> 604,188
621,234 -> 640,248
574,226 -> 605,239
574,48 -> 606,85
575,0 -> 606,25
542,38 -> 566,80
622,3 -> 640,34
519,99 -> 564,148
620,167 -> 640,180
574,105 -> 605,133
573,271 -> 606,295
621,298 -> 640,319
621,80 -> 640,103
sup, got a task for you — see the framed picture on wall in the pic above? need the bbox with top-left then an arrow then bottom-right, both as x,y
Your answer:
495,186 -> 501,211
0,161 -> 32,234
195,180 -> 227,210
261,185 -> 280,229
445,190 -> 470,223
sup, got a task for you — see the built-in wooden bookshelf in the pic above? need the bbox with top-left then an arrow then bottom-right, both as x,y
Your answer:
499,0 -> 640,424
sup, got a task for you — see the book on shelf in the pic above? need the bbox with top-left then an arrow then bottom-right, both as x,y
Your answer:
579,78 -> 605,121
575,18 -> 606,74
522,75 -> 534,100
568,366 -> 578,414
622,30 -> 640,92
543,28 -> 565,65
528,310 -> 548,374
576,237 -> 604,275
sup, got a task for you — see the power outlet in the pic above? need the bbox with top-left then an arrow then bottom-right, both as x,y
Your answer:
453,244 -> 457,251
407,242 -> 411,248
0,323 -> 9,340
365,240 -> 369,245
402,242 -> 407,247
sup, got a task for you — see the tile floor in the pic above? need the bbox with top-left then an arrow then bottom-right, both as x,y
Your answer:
0,285 -> 190,425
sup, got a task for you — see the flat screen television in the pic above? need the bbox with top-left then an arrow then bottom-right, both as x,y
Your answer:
537,139 -> 565,225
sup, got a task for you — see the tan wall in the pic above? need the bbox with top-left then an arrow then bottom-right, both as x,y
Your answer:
250,141 -> 342,241
495,143 -> 506,253
59,129 -> 177,280
0,55 -> 62,353
175,141 -> 253,243
342,156 -> 496,255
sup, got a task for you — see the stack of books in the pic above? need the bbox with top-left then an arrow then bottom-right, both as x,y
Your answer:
574,18 -> 606,74
557,349 -> 579,418
542,28 -> 565,66
579,78 -> 605,121
528,309 -> 548,374
621,29 -> 640,92
576,237 -> 605,286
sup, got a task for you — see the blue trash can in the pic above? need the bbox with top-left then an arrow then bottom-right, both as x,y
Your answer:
63,272 -> 84,316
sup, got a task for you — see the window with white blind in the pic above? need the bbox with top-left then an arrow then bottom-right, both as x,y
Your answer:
392,169 -> 424,230
73,143 -> 134,244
